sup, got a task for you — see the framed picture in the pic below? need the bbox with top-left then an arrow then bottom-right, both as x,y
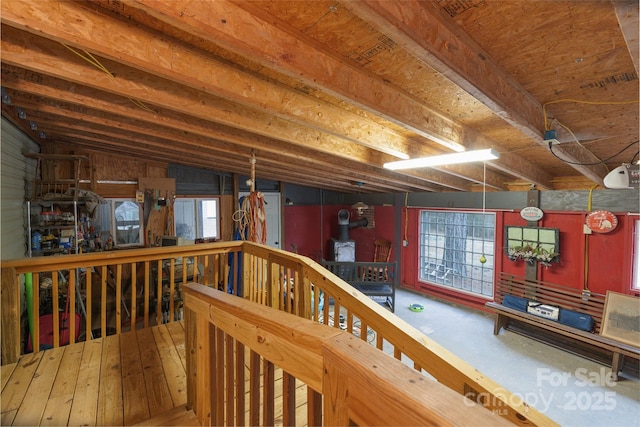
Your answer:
600,291 -> 640,347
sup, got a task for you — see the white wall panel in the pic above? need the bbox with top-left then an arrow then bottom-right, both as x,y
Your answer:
1,118 -> 38,260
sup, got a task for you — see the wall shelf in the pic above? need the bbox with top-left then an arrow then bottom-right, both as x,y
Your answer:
27,200 -> 80,257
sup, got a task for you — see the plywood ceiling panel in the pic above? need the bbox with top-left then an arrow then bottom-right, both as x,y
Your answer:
1,0 -> 637,193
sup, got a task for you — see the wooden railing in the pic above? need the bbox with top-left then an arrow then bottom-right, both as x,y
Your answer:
183,282 -> 514,427
1,242 -> 241,363
0,241 -> 556,426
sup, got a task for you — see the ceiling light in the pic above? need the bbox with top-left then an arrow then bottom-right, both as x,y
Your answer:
383,148 -> 500,170
352,201 -> 368,215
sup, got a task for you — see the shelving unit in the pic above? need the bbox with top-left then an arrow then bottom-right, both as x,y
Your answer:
24,153 -> 92,257
23,153 -> 89,201
27,200 -> 81,257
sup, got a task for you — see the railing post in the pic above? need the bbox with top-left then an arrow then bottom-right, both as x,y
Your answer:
198,314 -> 213,426
185,306 -> 197,413
322,358 -> 349,426
1,267 -> 20,365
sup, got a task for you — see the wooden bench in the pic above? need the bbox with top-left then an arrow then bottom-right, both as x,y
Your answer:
486,273 -> 640,381
321,260 -> 396,312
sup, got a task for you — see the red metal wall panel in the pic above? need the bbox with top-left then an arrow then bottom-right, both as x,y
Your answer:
284,205 -> 636,310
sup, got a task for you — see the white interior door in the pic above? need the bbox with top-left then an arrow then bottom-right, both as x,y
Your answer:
240,192 -> 281,249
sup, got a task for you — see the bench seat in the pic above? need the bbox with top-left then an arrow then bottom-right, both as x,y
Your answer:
486,301 -> 639,380
487,273 -> 640,381
321,260 -> 396,312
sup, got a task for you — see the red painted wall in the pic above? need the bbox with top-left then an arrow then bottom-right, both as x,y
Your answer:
285,205 -> 636,309
283,205 -> 324,261
401,208 -> 636,309
284,205 -> 396,262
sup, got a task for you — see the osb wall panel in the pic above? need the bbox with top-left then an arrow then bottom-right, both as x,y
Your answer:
219,195 -> 234,242
37,144 -> 238,245
50,143 -> 168,198
39,143 -> 92,183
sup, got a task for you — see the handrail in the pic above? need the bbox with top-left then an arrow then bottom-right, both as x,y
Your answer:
182,282 -> 513,427
0,241 -> 557,426
1,242 -> 240,363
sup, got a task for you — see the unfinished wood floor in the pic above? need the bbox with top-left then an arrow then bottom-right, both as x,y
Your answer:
0,322 -> 195,426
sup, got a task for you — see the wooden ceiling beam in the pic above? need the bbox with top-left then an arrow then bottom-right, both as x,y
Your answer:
0,27 -> 381,167
343,0 -> 608,185
0,0 -> 414,160
0,29 -> 476,191
19,114 -> 377,193
110,0 -> 467,153
119,0 -> 553,188
2,75 -> 450,191
1,63 -> 465,192
613,0 -> 639,74
36,125 -> 362,194
12,92 -> 435,193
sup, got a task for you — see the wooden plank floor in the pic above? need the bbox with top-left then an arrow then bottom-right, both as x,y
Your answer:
1,322 -> 196,426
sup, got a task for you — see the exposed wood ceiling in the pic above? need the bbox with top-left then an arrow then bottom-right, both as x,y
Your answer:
1,0 -> 638,194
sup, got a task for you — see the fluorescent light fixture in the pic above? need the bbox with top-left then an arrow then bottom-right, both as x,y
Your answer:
383,148 -> 499,170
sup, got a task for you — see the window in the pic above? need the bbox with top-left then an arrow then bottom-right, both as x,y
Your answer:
94,199 -> 144,247
174,198 -> 219,240
419,210 -> 495,298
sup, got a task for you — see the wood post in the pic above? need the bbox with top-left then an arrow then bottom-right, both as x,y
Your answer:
1,267 -> 20,365
526,189 -> 540,282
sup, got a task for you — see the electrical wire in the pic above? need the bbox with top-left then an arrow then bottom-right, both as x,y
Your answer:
542,98 -> 640,131
542,98 -> 640,169
61,43 -> 157,114
403,192 -> 408,243
480,162 -> 487,263
583,185 -> 598,292
233,192 -> 267,244
548,139 -> 639,166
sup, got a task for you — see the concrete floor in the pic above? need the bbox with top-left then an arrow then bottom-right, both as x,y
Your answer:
392,287 -> 640,427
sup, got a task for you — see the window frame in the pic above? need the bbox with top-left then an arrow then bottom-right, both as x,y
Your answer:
173,196 -> 220,240
418,209 -> 496,299
93,198 -> 145,248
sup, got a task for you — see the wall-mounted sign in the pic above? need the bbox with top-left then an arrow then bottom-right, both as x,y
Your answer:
585,210 -> 618,233
520,206 -> 544,221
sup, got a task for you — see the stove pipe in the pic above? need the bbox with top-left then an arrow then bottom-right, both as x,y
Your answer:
337,209 -> 368,241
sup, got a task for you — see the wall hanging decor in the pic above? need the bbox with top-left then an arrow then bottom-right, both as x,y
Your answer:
585,210 -> 618,233
505,226 -> 560,267
600,291 -> 640,346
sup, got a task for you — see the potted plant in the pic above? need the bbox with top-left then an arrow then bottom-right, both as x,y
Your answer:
535,248 -> 559,267
520,244 -> 538,265
507,246 -> 523,261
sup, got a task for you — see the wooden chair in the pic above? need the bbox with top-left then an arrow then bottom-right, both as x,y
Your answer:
364,239 -> 392,281
373,239 -> 392,263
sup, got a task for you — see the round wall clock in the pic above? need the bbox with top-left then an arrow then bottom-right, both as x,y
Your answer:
585,210 -> 618,233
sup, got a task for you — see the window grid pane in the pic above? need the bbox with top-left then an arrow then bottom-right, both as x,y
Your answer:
174,199 -> 196,240
175,197 -> 219,240
419,210 -> 495,298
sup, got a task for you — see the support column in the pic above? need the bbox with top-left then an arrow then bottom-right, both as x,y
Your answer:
526,189 -> 540,281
